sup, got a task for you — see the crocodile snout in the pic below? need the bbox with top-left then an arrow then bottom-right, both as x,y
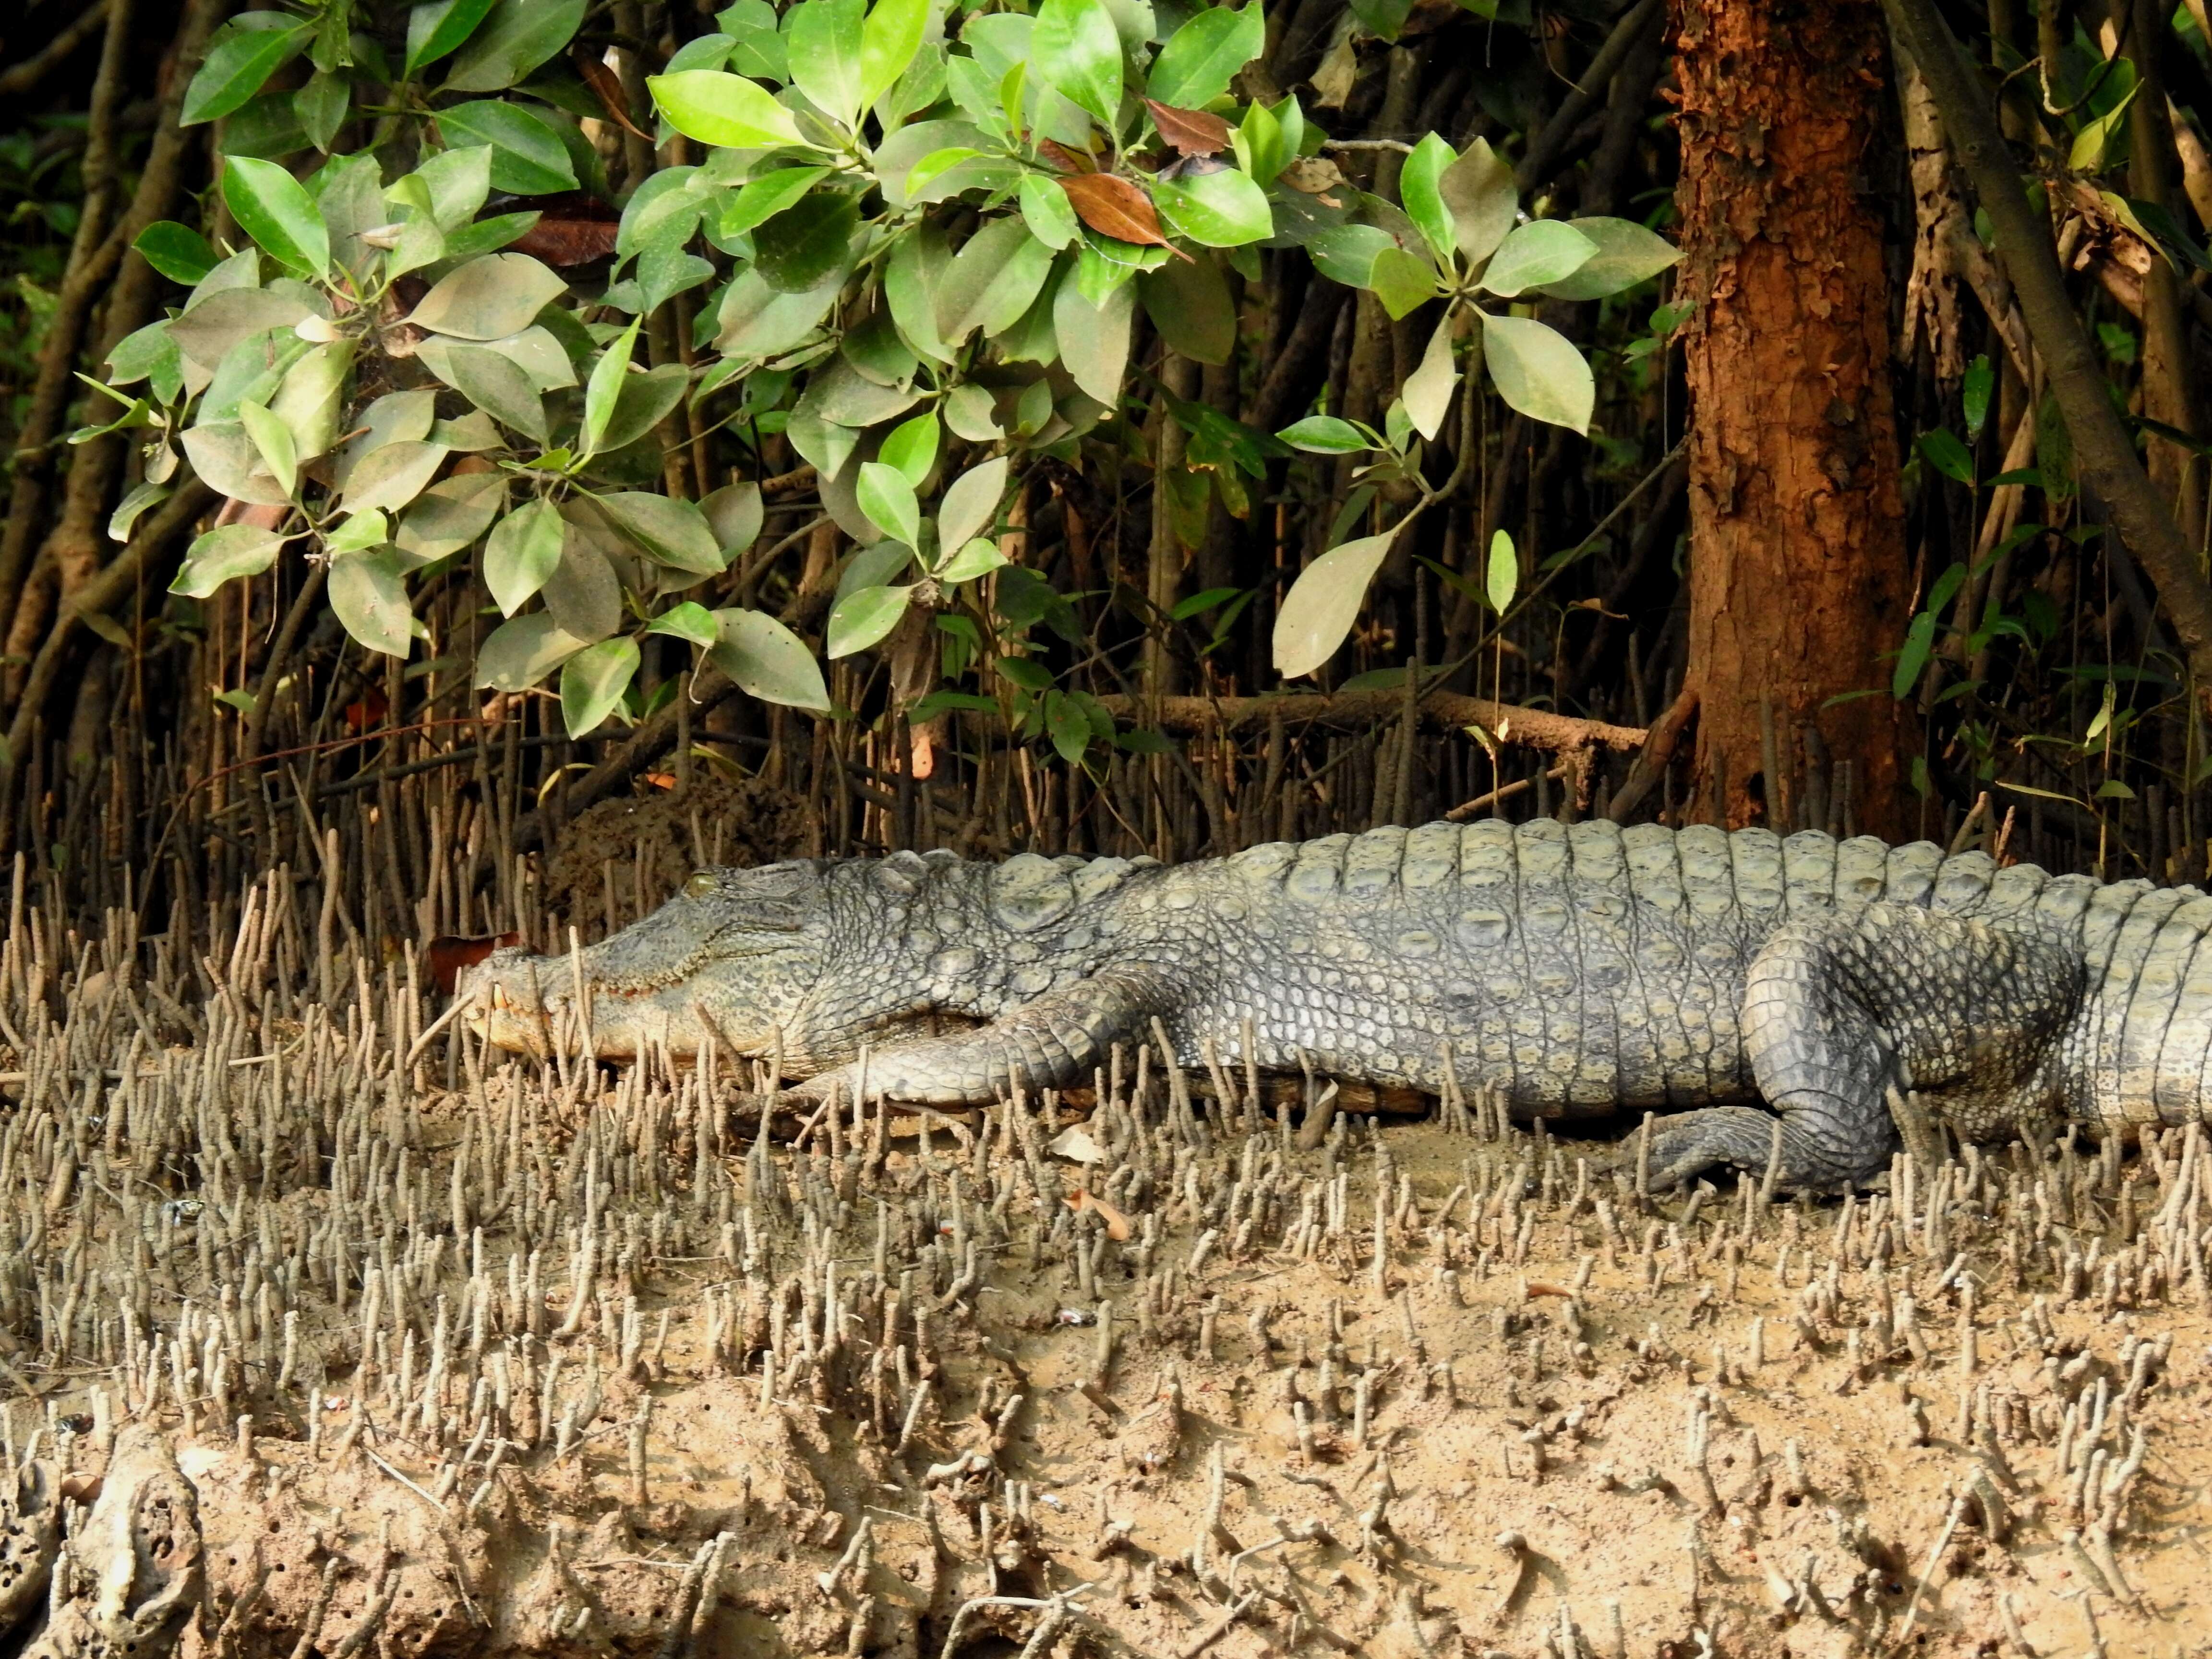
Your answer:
460,950 -> 565,1060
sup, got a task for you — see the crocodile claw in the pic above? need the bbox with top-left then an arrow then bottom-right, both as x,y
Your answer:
1641,1105 -> 1894,1194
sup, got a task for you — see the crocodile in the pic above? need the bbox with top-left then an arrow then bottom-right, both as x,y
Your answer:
463,817 -> 2212,1188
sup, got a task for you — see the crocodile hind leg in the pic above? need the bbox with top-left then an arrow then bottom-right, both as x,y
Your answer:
795,964 -> 1175,1105
1644,902 -> 2084,1190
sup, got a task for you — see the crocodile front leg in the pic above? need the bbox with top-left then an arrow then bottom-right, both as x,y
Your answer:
798,963 -> 1175,1105
1646,903 -> 2084,1190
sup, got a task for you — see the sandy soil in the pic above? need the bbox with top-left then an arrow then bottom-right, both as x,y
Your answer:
4,1008 -> 2206,1659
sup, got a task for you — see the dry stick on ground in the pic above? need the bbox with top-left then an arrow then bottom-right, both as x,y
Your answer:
1885,0 -> 2212,692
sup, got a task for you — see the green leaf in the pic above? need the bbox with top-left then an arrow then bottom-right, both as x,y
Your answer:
1479,313 -> 1593,434
475,612 -> 589,690
108,481 -> 171,544
945,384 -> 1002,441
1485,528 -> 1517,615
1917,429 -> 1975,487
905,146 -> 984,197
721,167 -> 831,237
939,456 -> 1009,552
938,538 -> 1008,583
827,583 -> 913,657
703,482 -> 765,558
342,440 -> 450,513
1892,609 -> 1938,699
437,102 -> 579,195
1438,137 -> 1516,264
1139,255 -> 1235,366
647,601 -> 720,647
443,0 -> 586,92
885,221 -> 952,361
1367,246 -> 1438,319
171,525 -> 285,598
410,252 -> 566,339
2069,84 -> 2138,172
1032,0 -> 1124,131
1278,415 -> 1370,454
621,168 -> 708,265
1306,222 -> 1396,290
1146,4 -> 1263,109
879,412 -> 940,488
411,145 -> 494,229
560,637 -> 640,736
754,192 -> 862,293
996,654 -> 1053,691
649,70 -> 808,148
1389,135 -> 1460,273
1963,354 -> 1995,443
134,222 -> 219,286
859,0 -> 929,111
183,14 -> 312,126
223,157 -> 330,280
439,344 -> 549,444
1398,132 -> 1459,267
938,218 -> 1055,343
1044,689 -> 1092,765
1020,173 -> 1083,250
1273,528 -> 1399,678
239,400 -> 299,496
1236,97 -> 1287,187
790,0 -> 867,124
598,362 -> 690,454
397,473 -> 506,559
1153,168 -> 1273,247
594,493 -> 726,574
1402,314 -> 1458,441
294,71 -> 349,152
1053,274 -> 1135,404
581,316 -> 642,458
1537,216 -> 1682,301
857,461 -> 922,545
1479,220 -> 1597,298
407,0 -> 500,73
710,607 -> 833,709
485,499 -> 566,614
716,261 -> 848,358
330,550 -> 418,657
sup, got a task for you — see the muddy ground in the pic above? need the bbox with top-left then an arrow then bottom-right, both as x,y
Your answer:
1,926 -> 2205,1659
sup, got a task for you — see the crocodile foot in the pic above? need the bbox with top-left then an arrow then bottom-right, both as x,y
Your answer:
21,1428 -> 202,1659
0,1459 -> 61,1635
1642,1105 -> 1894,1193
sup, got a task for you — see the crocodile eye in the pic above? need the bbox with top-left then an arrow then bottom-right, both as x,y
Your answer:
685,871 -> 718,900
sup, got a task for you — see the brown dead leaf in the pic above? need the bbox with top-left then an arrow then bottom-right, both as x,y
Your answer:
427,932 -> 521,996
1059,173 -> 1180,254
1145,99 -> 1233,156
507,194 -> 621,268
1037,138 -> 1097,175
1278,156 -> 1347,196
1067,1189 -> 1133,1241
574,48 -> 650,140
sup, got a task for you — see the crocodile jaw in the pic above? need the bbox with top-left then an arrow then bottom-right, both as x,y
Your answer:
462,862 -> 834,1063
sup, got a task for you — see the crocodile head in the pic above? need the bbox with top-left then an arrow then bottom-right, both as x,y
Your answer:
463,860 -> 832,1064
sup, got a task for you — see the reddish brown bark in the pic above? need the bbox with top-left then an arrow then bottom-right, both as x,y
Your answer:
1672,0 -> 1917,838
